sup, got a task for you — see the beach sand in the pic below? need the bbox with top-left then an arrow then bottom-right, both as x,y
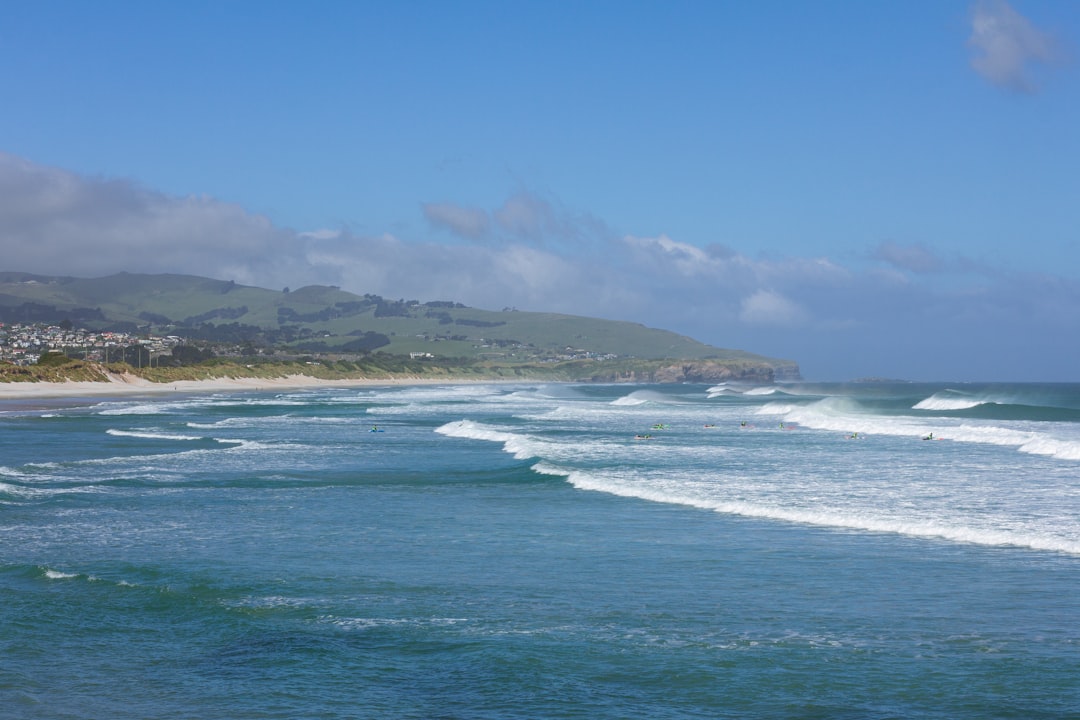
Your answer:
0,372 -> 452,402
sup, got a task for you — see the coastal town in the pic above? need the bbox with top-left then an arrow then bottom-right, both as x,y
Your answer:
0,320 -> 624,368
0,321 -> 182,366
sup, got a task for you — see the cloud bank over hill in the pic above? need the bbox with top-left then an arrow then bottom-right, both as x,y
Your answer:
3,152 -> 1077,381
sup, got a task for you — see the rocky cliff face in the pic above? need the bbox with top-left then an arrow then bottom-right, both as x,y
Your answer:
585,360 -> 801,384
770,363 -> 802,382
652,362 -> 777,384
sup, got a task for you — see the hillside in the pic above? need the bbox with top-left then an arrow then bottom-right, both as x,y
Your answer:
0,271 -> 800,380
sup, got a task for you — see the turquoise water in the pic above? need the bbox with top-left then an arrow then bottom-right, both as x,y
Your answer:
2,382 -> 1078,718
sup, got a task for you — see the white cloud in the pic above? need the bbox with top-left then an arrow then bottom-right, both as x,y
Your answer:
623,234 -> 713,276
968,0 -> 1057,93
0,152 -> 296,283
294,227 -> 606,316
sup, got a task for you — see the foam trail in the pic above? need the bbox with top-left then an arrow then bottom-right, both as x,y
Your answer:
43,569 -> 79,580
106,429 -> 204,441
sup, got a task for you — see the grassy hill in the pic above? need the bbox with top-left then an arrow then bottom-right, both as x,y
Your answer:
0,271 -> 800,380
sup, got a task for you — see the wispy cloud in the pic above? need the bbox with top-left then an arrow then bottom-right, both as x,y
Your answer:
968,0 -> 1058,93
874,241 -> 943,274
422,202 -> 490,241
493,193 -> 559,241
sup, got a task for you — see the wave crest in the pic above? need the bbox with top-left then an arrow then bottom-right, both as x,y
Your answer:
914,392 -> 989,411
435,420 -> 543,460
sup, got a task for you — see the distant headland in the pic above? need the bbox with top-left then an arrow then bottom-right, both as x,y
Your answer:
0,271 -> 800,391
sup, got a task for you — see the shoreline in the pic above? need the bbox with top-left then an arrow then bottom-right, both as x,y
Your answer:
0,372 -> 486,403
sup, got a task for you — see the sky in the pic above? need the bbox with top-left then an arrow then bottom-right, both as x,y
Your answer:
1,0 -> 1078,381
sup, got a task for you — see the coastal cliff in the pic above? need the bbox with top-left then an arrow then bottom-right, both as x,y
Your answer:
568,359 -> 801,384
653,361 -> 794,384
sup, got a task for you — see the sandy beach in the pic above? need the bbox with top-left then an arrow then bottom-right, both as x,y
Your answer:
0,372 -> 452,402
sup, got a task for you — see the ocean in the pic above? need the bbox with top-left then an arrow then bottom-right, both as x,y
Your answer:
2,381 -> 1078,719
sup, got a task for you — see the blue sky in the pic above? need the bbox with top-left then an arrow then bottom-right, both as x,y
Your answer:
2,1 -> 1078,381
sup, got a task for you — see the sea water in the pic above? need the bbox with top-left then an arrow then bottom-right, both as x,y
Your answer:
1,381 -> 1078,719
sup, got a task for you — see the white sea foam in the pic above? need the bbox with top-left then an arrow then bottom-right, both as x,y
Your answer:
365,387 -> 528,418
757,402 -> 799,416
43,569 -> 79,580
557,467 -> 1080,556
224,595 -> 325,610
185,414 -> 347,430
610,391 -> 653,406
323,616 -> 470,631
97,403 -> 173,416
186,419 -> 247,429
106,429 -> 204,441
0,476 -> 103,497
92,395 -> 310,417
367,384 -> 506,406
0,465 -> 32,480
366,403 -> 434,416
784,399 -> 927,437
518,401 -> 674,428
17,439 -> 272,481
783,398 -> 1080,461
1018,435 -> 1080,461
224,399 -> 312,409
